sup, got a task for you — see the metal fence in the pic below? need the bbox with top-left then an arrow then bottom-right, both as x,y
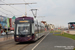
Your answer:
0,32 -> 14,42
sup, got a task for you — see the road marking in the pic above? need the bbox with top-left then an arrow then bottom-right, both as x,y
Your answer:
32,33 -> 50,50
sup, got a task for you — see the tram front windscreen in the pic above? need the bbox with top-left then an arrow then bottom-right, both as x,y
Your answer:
16,23 -> 30,35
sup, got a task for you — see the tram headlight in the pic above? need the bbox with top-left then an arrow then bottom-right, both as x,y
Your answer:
16,36 -> 19,38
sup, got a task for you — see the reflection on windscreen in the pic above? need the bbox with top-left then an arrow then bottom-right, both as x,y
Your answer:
17,24 -> 30,35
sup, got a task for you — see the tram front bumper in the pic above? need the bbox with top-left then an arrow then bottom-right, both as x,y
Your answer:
14,37 -> 32,42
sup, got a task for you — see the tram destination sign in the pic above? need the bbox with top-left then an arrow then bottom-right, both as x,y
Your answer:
19,20 -> 29,22
15,19 -> 34,24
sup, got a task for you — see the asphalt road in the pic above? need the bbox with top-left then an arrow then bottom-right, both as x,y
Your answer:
25,33 -> 75,50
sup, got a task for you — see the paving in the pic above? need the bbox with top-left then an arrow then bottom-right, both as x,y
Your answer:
64,30 -> 75,35
0,35 -> 14,42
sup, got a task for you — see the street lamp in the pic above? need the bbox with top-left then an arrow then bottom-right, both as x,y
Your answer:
6,14 -> 9,34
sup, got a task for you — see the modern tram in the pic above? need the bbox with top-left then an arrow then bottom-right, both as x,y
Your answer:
68,22 -> 75,29
14,16 -> 45,42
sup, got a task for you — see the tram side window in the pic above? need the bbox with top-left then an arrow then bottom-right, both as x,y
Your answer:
34,24 -> 38,33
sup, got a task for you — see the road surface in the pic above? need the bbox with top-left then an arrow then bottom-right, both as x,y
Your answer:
25,33 -> 75,50
0,32 -> 75,50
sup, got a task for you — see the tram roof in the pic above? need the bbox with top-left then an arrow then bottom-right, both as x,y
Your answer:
15,16 -> 34,20
68,22 -> 75,24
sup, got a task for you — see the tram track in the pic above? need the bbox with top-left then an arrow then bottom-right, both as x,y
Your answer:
0,39 -> 15,47
20,44 -> 30,50
0,41 -> 31,50
0,31 -> 50,50
0,40 -> 18,50
0,34 -> 47,50
7,43 -> 19,50
7,43 -> 31,50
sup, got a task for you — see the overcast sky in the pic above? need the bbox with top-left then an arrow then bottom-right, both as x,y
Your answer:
0,0 -> 75,27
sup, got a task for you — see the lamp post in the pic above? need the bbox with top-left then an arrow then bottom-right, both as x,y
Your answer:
6,14 -> 8,35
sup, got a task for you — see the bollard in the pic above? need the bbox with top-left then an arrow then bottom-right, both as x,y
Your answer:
61,31 -> 62,35
53,30 -> 54,34
67,30 -> 69,33
63,30 -> 64,34
3,35 -> 6,41
0,29 -> 1,36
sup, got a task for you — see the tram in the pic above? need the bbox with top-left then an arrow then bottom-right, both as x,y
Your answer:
68,22 -> 75,29
14,16 -> 45,42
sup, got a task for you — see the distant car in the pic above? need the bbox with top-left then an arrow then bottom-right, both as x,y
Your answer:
6,31 -> 14,35
10,31 -> 14,34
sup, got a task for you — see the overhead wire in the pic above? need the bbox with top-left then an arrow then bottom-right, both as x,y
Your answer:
0,10 -> 13,16
0,0 -> 24,14
0,7 -> 22,16
0,7 -> 15,15
23,0 -> 32,8
0,10 -> 22,18
23,0 -> 32,16
0,0 -> 25,17
0,0 -> 34,17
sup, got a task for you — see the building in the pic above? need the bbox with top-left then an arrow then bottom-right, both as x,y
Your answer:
0,15 -> 16,30
49,24 -> 55,30
0,15 -> 7,29
10,16 -> 16,30
41,21 -> 49,30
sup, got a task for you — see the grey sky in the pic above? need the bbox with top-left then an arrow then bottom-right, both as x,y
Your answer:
0,0 -> 75,27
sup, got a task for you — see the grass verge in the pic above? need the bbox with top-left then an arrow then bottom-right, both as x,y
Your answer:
74,48 -> 75,50
50,31 -> 61,33
54,33 -> 75,40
